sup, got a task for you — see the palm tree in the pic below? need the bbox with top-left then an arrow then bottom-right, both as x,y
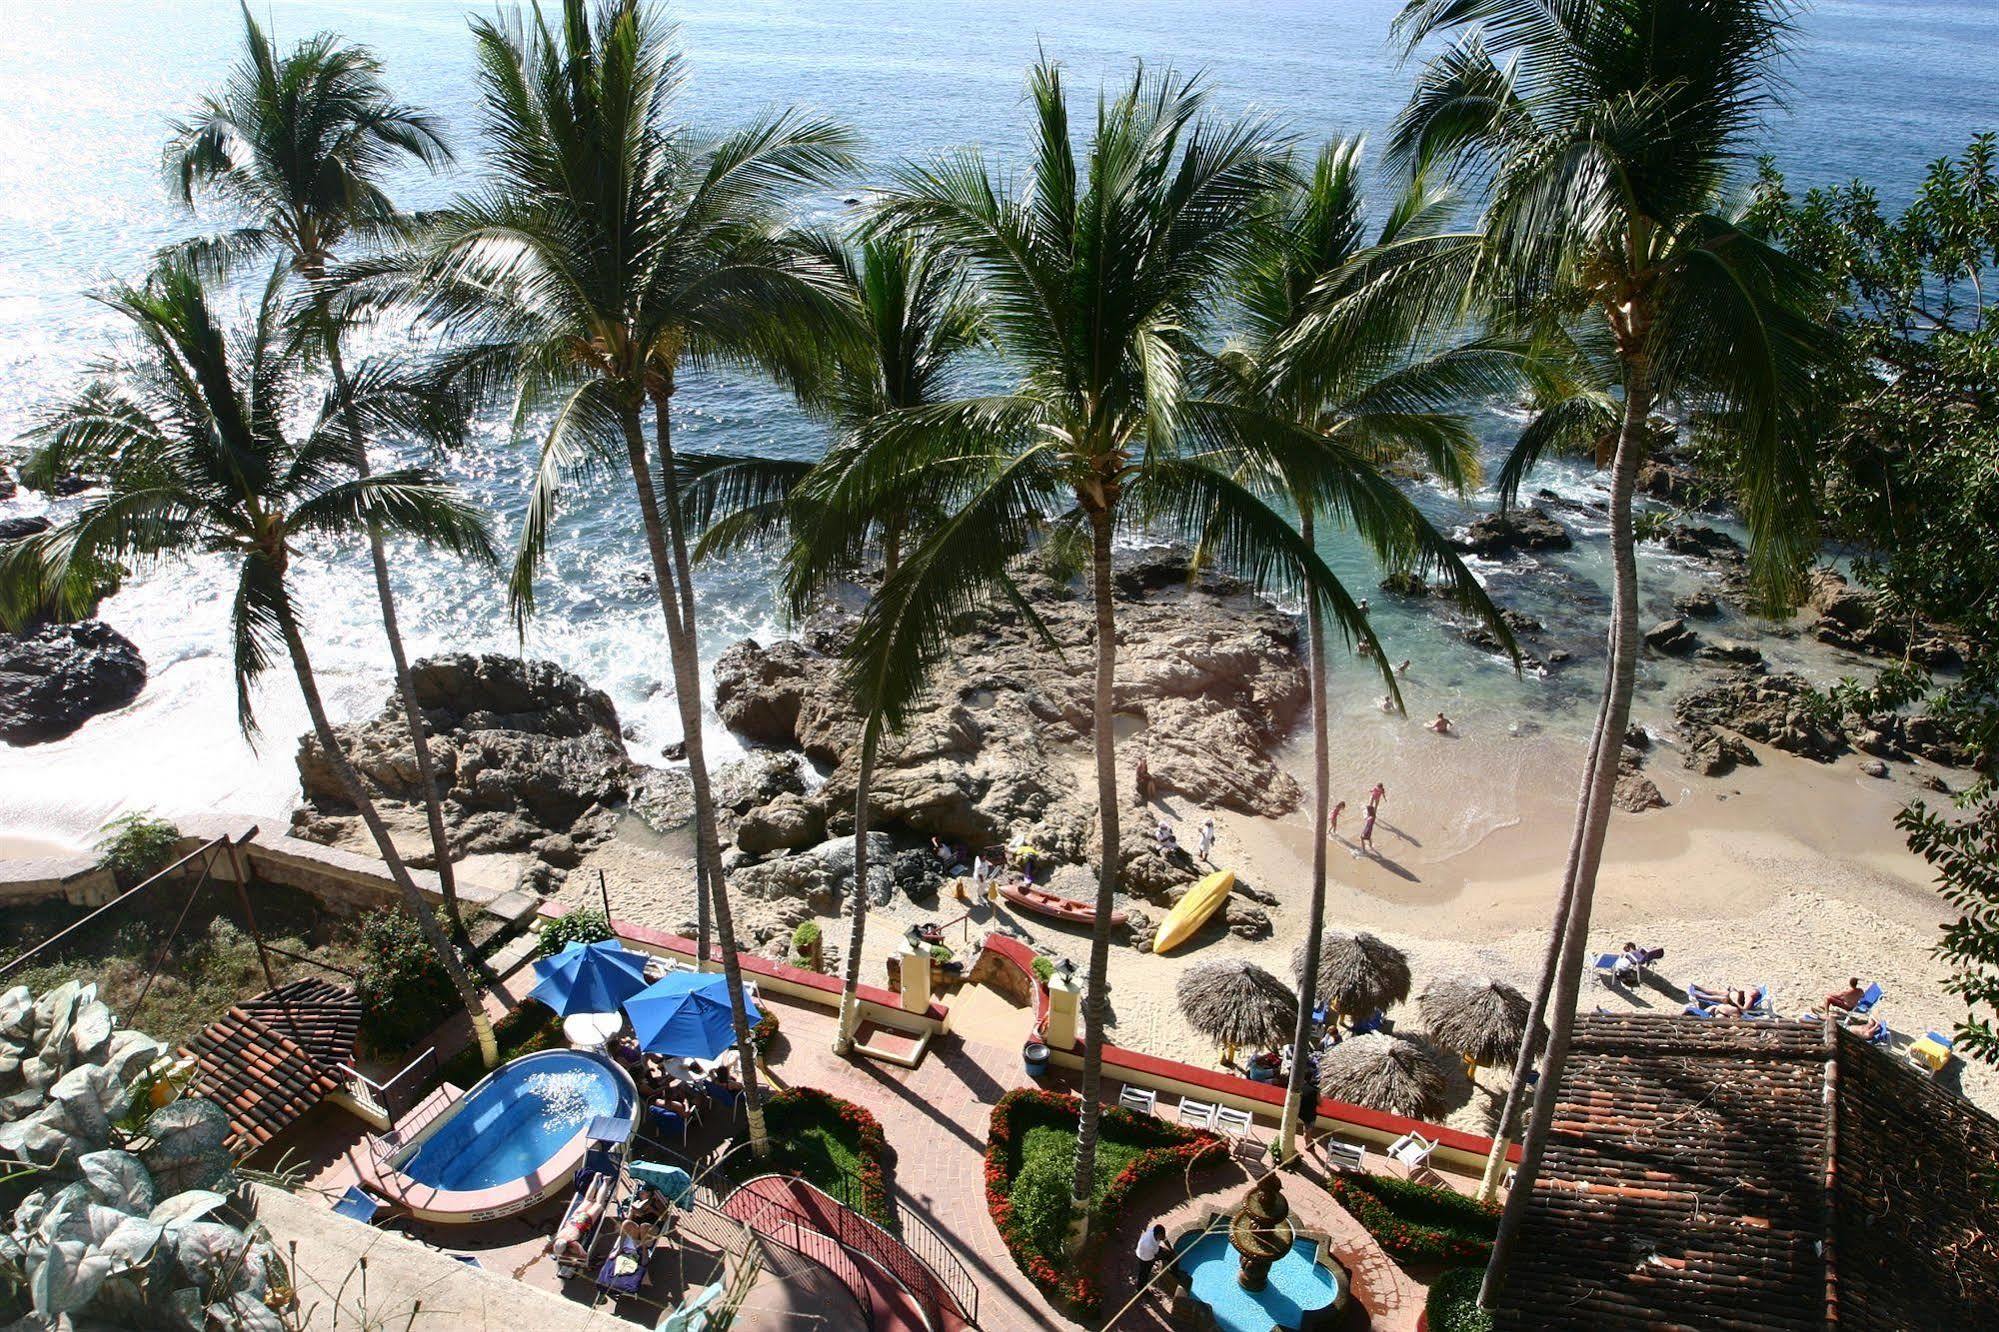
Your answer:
1388,0 -> 1830,1302
162,2 -> 472,938
7,261 -> 501,1066
681,233 -> 986,1054
859,58 -> 1395,1242
1214,139 -> 1525,1158
387,0 -> 857,1155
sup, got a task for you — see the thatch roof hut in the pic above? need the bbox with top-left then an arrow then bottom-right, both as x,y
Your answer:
1175,958 -> 1298,1062
1419,974 -> 1531,1071
1291,930 -> 1412,1020
1316,1033 -> 1450,1120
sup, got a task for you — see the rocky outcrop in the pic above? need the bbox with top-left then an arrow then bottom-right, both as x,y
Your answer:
1674,589 -> 1721,619
0,514 -> 50,544
294,654 -> 638,869
1451,507 -> 1573,557
1644,618 -> 1701,656
1636,457 -> 1702,505
1658,525 -> 1744,564
1672,669 -> 1844,773
0,620 -> 146,745
1805,567 -> 1962,669
1378,571 -> 1429,597
713,549 -> 1310,861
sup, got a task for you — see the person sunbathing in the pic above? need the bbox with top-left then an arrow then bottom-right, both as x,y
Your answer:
1824,978 -> 1865,1013
550,1174 -> 616,1262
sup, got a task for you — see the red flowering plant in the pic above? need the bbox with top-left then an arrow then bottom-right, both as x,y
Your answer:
1322,1170 -> 1499,1266
984,1087 -> 1226,1316
743,1085 -> 897,1228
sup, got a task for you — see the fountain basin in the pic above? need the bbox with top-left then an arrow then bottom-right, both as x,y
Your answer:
1173,1223 -> 1347,1332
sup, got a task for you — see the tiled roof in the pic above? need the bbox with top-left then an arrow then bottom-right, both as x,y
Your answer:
236,977 -> 361,1071
1493,1014 -> 1999,1331
180,1008 -> 341,1151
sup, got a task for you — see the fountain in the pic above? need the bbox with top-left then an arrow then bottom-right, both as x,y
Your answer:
1171,1175 -> 1349,1332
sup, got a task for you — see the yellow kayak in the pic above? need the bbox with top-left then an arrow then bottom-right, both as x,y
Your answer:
1154,869 -> 1234,954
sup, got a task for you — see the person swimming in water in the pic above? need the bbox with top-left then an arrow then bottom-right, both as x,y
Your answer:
1378,694 -> 1395,713
1397,658 -> 1411,676
1428,712 -> 1452,734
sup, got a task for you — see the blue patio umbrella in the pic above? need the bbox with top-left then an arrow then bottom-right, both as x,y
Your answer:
526,940 -> 652,1016
622,972 -> 763,1061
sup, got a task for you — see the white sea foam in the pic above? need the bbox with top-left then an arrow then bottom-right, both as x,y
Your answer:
523,1069 -> 599,1129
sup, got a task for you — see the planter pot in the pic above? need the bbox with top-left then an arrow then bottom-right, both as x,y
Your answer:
1023,1040 -> 1051,1077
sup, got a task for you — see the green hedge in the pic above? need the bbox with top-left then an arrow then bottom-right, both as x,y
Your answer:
1323,1172 -> 1499,1266
537,908 -> 613,958
1425,1266 -> 1494,1332
355,912 -> 468,1054
717,1086 -> 895,1228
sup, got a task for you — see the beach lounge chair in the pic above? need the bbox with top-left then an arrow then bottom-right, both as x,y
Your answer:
1388,1132 -> 1438,1179
1176,1098 -> 1218,1130
1837,982 -> 1884,1026
1908,1030 -> 1955,1075
1118,1086 -> 1159,1117
331,1186 -> 382,1224
1322,1138 -> 1367,1172
1214,1106 -> 1254,1139
1592,953 -> 1623,986
595,1225 -> 659,1299
1348,1010 -> 1388,1036
1746,985 -> 1776,1019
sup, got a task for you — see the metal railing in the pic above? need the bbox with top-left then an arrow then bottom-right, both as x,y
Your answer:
816,1172 -> 979,1323
337,1046 -> 441,1127
715,1188 -> 878,1328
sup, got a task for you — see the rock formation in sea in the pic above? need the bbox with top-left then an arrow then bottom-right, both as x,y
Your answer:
0,619 -> 147,745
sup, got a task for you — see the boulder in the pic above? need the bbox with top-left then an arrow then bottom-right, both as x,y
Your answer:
1859,758 -> 1890,779
1695,639 -> 1764,667
1223,900 -> 1272,940
1660,525 -> 1745,563
0,466 -> 15,501
0,620 -> 146,745
0,515 -> 51,544
1674,669 -> 1844,766
1684,731 -> 1758,777
1451,507 -> 1573,557
735,793 -> 827,856
1613,754 -> 1667,812
1644,619 -> 1700,656
1378,571 -> 1429,597
1636,458 -> 1701,505
1674,589 -> 1721,619
712,640 -> 812,746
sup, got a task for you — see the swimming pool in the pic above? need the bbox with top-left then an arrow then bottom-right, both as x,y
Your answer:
1176,1231 -> 1343,1332
367,1048 -> 635,1222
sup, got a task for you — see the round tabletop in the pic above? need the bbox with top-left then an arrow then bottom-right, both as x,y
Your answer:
563,1010 -> 625,1049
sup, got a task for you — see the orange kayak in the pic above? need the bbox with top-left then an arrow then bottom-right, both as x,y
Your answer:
999,881 -> 1126,928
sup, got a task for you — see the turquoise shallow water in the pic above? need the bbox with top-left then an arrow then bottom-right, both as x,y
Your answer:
1178,1232 -> 1341,1330
0,2 -> 1994,844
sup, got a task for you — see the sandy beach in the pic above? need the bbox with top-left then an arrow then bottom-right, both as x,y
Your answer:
548,695 -> 1985,1127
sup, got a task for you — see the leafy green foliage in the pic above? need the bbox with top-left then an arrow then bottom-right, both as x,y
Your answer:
93,813 -> 182,885
1426,1266 -> 1496,1332
717,1087 -> 896,1227
536,908 -> 613,958
1322,1171 -> 1499,1265
791,920 -> 821,958
0,546 -> 123,633
1030,955 -> 1055,983
1750,137 -> 1999,1062
430,1004 -> 562,1093
356,911 -> 467,1054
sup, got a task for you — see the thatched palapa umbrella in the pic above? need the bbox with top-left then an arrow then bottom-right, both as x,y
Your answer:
1316,1033 -> 1450,1120
1292,931 -> 1412,1025
1419,974 -> 1531,1078
1176,958 -> 1298,1067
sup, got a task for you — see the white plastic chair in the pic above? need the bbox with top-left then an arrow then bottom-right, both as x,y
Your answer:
1213,1106 -> 1254,1138
1323,1138 -> 1367,1172
1176,1098 -> 1218,1130
1118,1086 -> 1159,1117
1388,1131 -> 1438,1178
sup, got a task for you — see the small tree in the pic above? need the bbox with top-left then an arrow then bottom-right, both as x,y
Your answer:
94,812 -> 182,886
536,907 -> 614,958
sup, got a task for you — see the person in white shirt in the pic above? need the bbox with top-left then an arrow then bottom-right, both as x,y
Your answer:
1196,817 -> 1216,863
1134,1223 -> 1172,1282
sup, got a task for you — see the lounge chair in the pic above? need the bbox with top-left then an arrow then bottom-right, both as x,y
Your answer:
595,1225 -> 659,1299
1176,1098 -> 1219,1130
1837,982 -> 1884,1026
331,1186 -> 382,1224
1746,985 -> 1776,1019
1908,1030 -> 1955,1075
1322,1138 -> 1367,1172
1592,953 -> 1623,986
1348,1010 -> 1388,1036
1118,1086 -> 1159,1117
1387,1132 -> 1437,1179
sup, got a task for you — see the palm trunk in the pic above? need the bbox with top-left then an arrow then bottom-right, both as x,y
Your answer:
1481,363 -> 1651,1306
622,406 -> 769,1156
654,393 -> 711,964
1278,509 -> 1331,1159
1475,612 -> 1624,1199
325,334 -> 471,946
1069,503 -> 1122,1239
277,598 -> 496,1068
833,729 -> 880,1054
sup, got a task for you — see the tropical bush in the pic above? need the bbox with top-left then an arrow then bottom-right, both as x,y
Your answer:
536,908 -> 614,958
1425,1266 -> 1495,1332
984,1087 -> 1225,1315
94,812 -> 182,886
1323,1171 -> 1499,1266
791,919 -> 822,968
720,1086 -> 895,1227
355,911 -> 464,1054
752,1011 -> 782,1057
1030,956 -> 1055,983
430,1003 -> 562,1093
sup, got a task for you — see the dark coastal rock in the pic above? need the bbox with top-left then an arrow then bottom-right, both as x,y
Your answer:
1695,638 -> 1764,667
46,474 -> 93,498
0,466 -> 16,501
1685,731 -> 1758,777
0,620 -> 147,745
1625,725 -> 1651,751
1674,589 -> 1721,620
0,515 -> 50,544
1636,458 -> 1702,505
1534,487 -> 1608,519
1378,571 -> 1429,597
1859,758 -> 1891,779
1644,618 -> 1701,655
735,792 -> 826,856
1805,567 -> 1963,669
714,548 -> 1312,870
295,654 -> 636,865
1673,668 -> 1844,769
1451,507 -> 1573,558
1462,608 -> 1546,663
1613,757 -> 1668,813
1659,525 -> 1744,563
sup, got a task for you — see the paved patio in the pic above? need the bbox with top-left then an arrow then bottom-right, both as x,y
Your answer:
268,958 -> 1465,1331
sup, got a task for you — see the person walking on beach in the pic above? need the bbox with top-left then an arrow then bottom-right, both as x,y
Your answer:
1359,806 -> 1377,855
1328,800 -> 1346,836
1133,754 -> 1154,808
1368,782 -> 1386,814
1196,816 -> 1216,863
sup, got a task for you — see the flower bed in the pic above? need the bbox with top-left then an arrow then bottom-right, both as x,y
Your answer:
725,1086 -> 895,1228
984,1086 -> 1226,1315
1323,1171 -> 1500,1266
1423,1266 -> 1495,1332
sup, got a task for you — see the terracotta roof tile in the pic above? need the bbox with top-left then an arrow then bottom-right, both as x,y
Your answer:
179,1008 -> 340,1152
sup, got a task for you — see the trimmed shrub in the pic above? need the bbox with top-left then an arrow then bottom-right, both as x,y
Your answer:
1324,1171 -> 1500,1266
1425,1266 -> 1494,1332
721,1086 -> 895,1227
985,1086 -> 1226,1315
355,912 -> 463,1054
1030,956 -> 1055,983
791,920 -> 822,969
94,812 -> 181,885
537,907 -> 613,958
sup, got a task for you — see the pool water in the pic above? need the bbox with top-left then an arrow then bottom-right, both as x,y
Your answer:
397,1049 -> 632,1193
1177,1232 -> 1340,1332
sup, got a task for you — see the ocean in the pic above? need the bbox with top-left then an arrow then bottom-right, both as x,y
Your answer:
2,0 -> 1994,850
